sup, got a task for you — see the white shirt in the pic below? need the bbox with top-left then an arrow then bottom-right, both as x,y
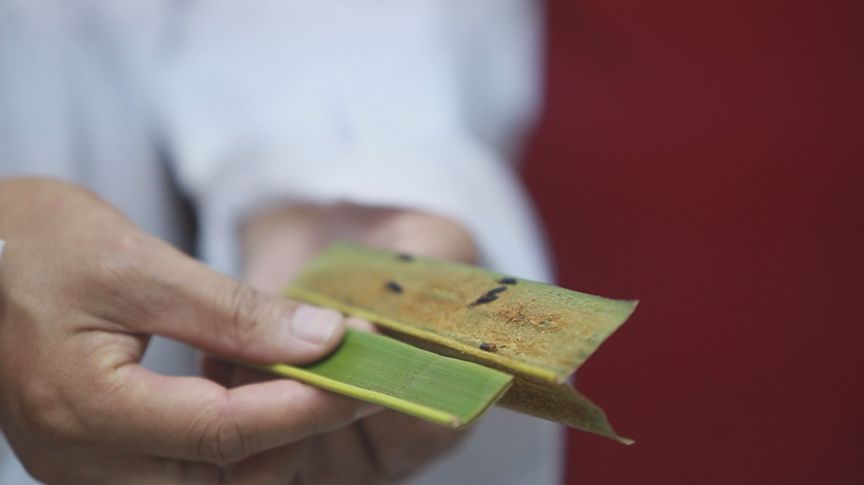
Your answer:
0,1 -> 562,483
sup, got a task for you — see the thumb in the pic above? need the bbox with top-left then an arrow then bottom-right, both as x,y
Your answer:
128,241 -> 346,364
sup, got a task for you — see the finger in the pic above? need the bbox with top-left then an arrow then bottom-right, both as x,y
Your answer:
23,409 -> 310,485
359,410 -> 467,478
370,211 -> 479,263
124,239 -> 346,364
88,456 -> 219,485
15,441 -> 221,485
223,441 -> 308,485
87,364 -> 378,465
302,425 -> 378,485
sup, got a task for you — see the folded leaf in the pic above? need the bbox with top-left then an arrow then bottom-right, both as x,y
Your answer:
254,328 -> 513,428
286,243 -> 637,384
255,243 -> 635,443
498,378 -> 634,445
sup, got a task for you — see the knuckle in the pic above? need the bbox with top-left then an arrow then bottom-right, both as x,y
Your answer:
88,235 -> 145,296
384,211 -> 479,263
226,283 -> 264,349
100,234 -> 146,281
194,402 -> 256,466
89,233 -> 163,323
18,379 -> 83,444
425,214 -> 479,263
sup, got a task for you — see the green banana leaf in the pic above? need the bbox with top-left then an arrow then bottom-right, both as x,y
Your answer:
255,328 -> 513,428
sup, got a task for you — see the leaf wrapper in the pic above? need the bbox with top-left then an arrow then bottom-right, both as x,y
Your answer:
256,244 -> 635,443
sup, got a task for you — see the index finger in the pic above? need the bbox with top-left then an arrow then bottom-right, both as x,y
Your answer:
83,364 -> 375,465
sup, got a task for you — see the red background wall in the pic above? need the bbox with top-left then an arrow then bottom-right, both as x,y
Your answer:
522,1 -> 863,484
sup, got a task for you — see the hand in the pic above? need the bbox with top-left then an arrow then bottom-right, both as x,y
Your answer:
0,179 -> 376,484
238,203 -> 479,484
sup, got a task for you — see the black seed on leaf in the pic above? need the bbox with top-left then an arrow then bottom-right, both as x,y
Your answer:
487,286 -> 508,296
498,277 -> 517,285
397,253 -> 414,262
471,293 -> 498,306
386,281 -> 403,293
479,342 -> 498,352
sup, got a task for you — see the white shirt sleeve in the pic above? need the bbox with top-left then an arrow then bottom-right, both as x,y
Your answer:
155,0 -> 552,283
0,3 -> 563,484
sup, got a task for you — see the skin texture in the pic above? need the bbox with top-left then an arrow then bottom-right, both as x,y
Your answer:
235,203 -> 480,485
0,178 -> 479,484
0,179 -> 378,484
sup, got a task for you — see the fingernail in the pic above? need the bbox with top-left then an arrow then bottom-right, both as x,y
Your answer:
291,304 -> 342,346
